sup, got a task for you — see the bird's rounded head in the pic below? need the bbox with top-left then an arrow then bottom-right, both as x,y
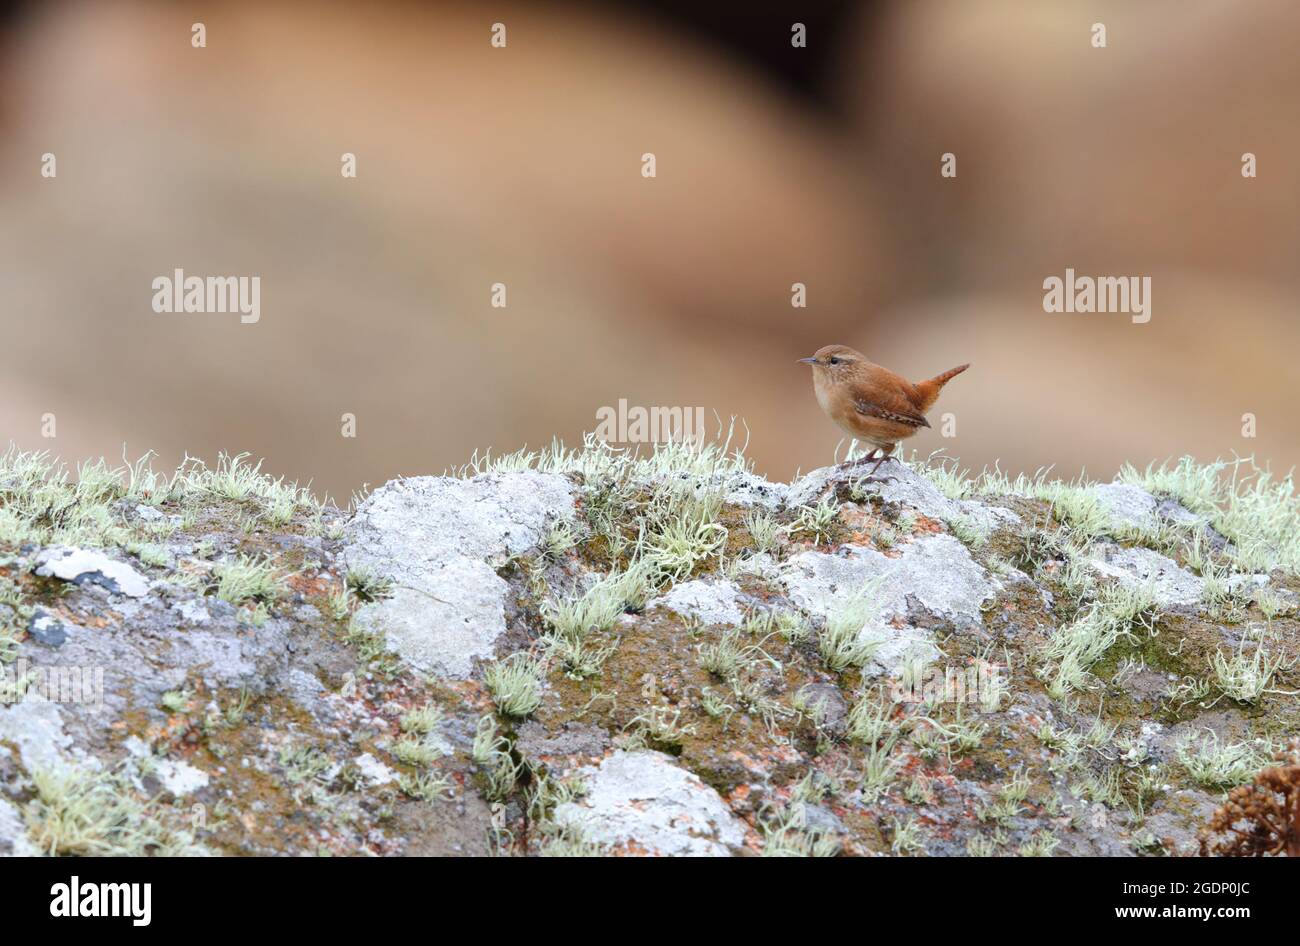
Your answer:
797,344 -> 866,376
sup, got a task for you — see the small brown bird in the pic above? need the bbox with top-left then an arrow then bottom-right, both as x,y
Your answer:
799,344 -> 969,479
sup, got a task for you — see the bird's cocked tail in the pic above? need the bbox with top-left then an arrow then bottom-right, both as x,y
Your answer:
912,363 -> 970,413
929,363 -> 970,388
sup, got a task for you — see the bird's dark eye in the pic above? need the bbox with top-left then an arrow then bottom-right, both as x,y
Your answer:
829,356 -> 840,365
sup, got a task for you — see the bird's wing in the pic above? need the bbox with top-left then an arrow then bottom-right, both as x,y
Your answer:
853,390 -> 931,428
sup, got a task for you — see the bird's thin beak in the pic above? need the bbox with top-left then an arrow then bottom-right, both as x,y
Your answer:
797,357 -> 817,365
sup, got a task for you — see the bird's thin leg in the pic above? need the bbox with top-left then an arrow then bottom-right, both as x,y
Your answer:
849,444 -> 880,467
858,446 -> 899,483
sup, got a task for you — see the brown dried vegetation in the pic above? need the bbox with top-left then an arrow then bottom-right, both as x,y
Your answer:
1200,740 -> 1300,857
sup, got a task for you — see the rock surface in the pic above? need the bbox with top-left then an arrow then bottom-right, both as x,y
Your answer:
1,448 -> 1296,857
1089,545 -> 1205,606
34,547 -> 150,598
553,750 -> 748,856
344,472 -> 576,676
651,579 -> 747,626
780,534 -> 997,628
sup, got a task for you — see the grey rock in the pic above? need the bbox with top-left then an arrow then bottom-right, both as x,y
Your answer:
1119,668 -> 1172,705
800,803 -> 848,837
1091,482 -> 1157,530
647,468 -> 788,511
651,579 -> 745,626
353,752 -> 398,787
14,582 -> 300,736
554,750 -> 747,856
710,470 -> 788,510
516,720 -> 612,763
1094,483 -> 1210,539
134,504 -> 165,523
155,760 -> 209,796
729,551 -> 780,580
346,471 -> 576,569
284,668 -> 327,706
1088,545 -> 1204,606
0,796 -> 37,856
781,534 -> 996,628
780,534 -> 993,676
345,472 -> 576,677
0,696 -> 78,774
857,623 -> 942,678
349,561 -> 508,678
175,599 -> 212,625
1156,498 -> 1202,526
784,465 -> 842,509
787,462 -> 1019,532
795,683 -> 847,732
1144,791 -> 1220,856
123,737 -> 209,796
1162,711 -> 1254,754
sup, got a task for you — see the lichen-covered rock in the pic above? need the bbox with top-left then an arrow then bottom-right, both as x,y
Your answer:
352,560 -> 510,678
346,471 -> 576,568
705,469 -> 788,510
0,695 -> 79,774
124,737 -> 209,796
775,534 -> 996,677
1,446 -> 1296,858
34,547 -> 150,598
0,795 -> 36,857
553,750 -> 748,856
781,534 -> 997,628
1088,545 -> 1205,606
651,578 -> 746,626
26,609 -> 69,647
794,683 -> 848,733
345,471 -> 576,676
788,462 -> 1019,532
1091,483 -> 1158,530
515,720 -> 612,764
856,623 -> 943,678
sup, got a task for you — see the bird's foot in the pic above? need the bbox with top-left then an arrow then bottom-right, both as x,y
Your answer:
845,449 -> 881,468
853,454 -> 898,483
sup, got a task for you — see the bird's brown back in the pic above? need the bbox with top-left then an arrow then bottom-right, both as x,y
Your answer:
852,361 -> 925,415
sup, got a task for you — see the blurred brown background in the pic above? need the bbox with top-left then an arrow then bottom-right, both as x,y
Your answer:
0,0 -> 1296,501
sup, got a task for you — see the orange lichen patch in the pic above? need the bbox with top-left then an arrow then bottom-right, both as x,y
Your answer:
0,565 -> 30,584
838,505 -> 884,530
445,678 -> 492,711
30,603 -> 115,630
288,572 -> 332,597
894,753 -> 928,779
724,743 -> 803,779
154,713 -> 197,740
